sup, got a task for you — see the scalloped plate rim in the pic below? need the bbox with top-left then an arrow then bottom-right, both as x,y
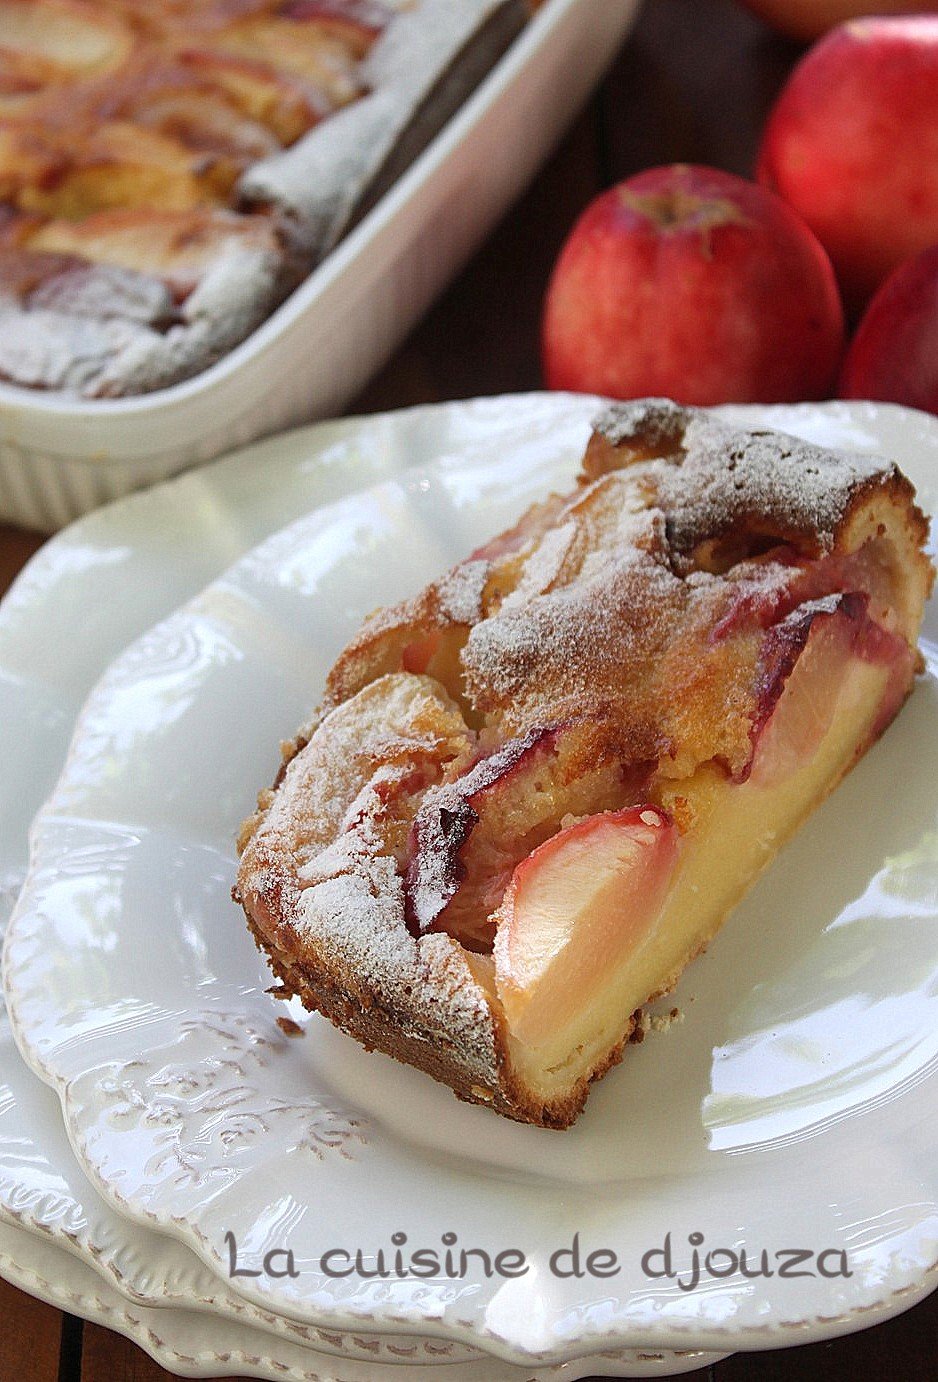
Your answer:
3,397 -> 937,1365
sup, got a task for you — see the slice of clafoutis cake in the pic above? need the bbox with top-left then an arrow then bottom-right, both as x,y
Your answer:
235,400 -> 934,1129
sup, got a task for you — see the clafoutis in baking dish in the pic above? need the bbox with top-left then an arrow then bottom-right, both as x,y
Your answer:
0,0 -> 529,397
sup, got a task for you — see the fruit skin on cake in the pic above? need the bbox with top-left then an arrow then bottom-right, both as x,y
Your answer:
236,401 -> 934,1128
493,805 -> 679,1049
746,591 -> 914,786
405,720 -> 638,949
541,164 -> 844,406
757,16 -> 938,309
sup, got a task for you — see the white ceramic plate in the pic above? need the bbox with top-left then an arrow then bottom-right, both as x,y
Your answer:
4,399 -> 938,1366
0,913 -> 483,1372
0,924 -> 718,1381
5,398 -> 704,1370
0,1218 -> 721,1379
0,394 -> 594,925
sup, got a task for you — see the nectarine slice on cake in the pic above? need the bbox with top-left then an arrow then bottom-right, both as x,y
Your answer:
749,592 -> 913,786
493,807 -> 678,1049
407,722 -> 635,948
282,1 -> 392,55
173,50 -> 328,144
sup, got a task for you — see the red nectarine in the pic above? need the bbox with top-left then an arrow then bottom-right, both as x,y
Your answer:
839,243 -> 938,416
757,17 -> 938,308
542,164 -> 845,406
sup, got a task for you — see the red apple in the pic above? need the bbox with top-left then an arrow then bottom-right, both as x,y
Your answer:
493,806 -> 679,1048
738,0 -> 935,42
541,164 -> 844,406
757,17 -> 938,309
838,243 -> 938,416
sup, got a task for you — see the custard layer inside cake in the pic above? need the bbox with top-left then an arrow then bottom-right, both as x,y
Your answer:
496,624 -> 904,1097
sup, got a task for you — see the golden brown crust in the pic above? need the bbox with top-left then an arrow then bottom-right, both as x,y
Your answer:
236,400 -> 934,1128
583,400 -> 930,560
312,403 -> 932,781
240,894 -> 638,1128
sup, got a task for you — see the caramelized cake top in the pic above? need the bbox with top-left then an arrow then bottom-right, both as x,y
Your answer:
239,400 -> 932,950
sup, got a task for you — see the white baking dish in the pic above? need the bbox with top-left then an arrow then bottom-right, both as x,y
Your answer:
0,0 -> 641,532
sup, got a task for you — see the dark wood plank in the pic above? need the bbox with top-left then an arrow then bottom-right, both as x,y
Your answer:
0,524 -> 44,599
713,1283 -> 938,1380
600,0 -> 803,183
0,1277 -> 67,1380
1,4 -> 936,1381
579,1285 -> 938,1382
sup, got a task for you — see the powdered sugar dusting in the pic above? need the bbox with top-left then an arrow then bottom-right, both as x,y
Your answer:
655,413 -> 893,556
499,522 -> 576,611
407,727 -> 547,929
591,398 -> 693,453
464,548 -> 685,726
274,831 -> 499,1084
435,559 -> 490,624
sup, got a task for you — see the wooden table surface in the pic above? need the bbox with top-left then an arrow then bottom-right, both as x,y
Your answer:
0,1 -> 934,1377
